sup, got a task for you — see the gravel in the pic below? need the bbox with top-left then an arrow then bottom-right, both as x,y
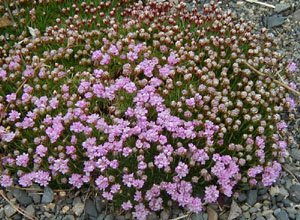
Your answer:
1,0 -> 300,220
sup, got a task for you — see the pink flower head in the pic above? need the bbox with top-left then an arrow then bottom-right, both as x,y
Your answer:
204,185 -> 219,203
175,162 -> 189,179
168,53 -> 179,65
0,69 -> 7,79
92,50 -> 103,61
287,62 -> 297,72
36,144 -> 48,157
108,44 -> 119,56
34,170 -> 51,186
16,153 -> 29,167
122,201 -> 133,211
132,203 -> 150,220
8,110 -> 21,122
0,175 -> 13,187
69,174 -> 84,188
95,175 -> 109,190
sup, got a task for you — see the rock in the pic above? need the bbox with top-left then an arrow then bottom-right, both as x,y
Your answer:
25,205 -> 35,217
292,9 -> 300,21
267,15 -> 286,28
115,215 -> 126,220
275,210 -> 289,220
266,214 -> 276,220
105,214 -> 115,220
42,187 -> 54,204
296,214 -> 300,220
85,199 -> 98,217
256,216 -> 265,220
160,210 -> 170,220
249,207 -> 258,213
95,196 -> 105,213
147,212 -> 159,220
228,200 -> 242,220
237,193 -> 247,202
72,202 -> 84,216
72,197 -> 82,206
0,208 -> 4,219
207,206 -> 218,220
274,3 -> 290,13
97,213 -> 106,220
191,213 -> 205,220
11,188 -> 33,206
247,190 -> 257,206
62,205 -> 70,214
262,210 -> 273,216
62,215 -> 75,220
291,149 -> 300,161
4,205 -> 17,217
28,192 -> 41,204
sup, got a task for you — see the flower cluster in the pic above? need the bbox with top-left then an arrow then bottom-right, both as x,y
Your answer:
0,0 -> 296,219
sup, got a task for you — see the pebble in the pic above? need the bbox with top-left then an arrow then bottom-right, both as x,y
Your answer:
62,205 -> 70,214
147,212 -> 159,220
238,193 -> 247,202
291,149 -> 300,160
42,187 -> 54,204
274,3 -> 291,13
275,210 -> 289,220
4,204 -> 17,218
191,212 -> 205,220
267,15 -> 286,28
85,199 -> 98,217
95,196 -> 105,213
0,208 -> 4,219
104,214 -> 115,220
97,213 -> 106,220
25,204 -> 35,217
247,190 -> 257,206
293,10 -> 300,22
72,202 -> 84,216
62,215 -> 75,220
160,210 -> 170,220
115,215 -> 126,220
11,188 -> 33,206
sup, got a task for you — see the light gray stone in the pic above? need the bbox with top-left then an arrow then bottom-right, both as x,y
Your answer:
275,210 -> 289,220
72,202 -> 84,216
247,190 -> 257,206
4,205 -> 17,218
105,214 -> 115,220
25,205 -> 35,217
11,188 -> 33,206
275,3 -> 290,13
85,199 -> 98,217
160,210 -> 170,220
42,187 -> 54,204
62,215 -> 75,220
97,213 -> 105,220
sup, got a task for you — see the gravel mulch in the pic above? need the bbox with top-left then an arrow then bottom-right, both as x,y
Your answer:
0,0 -> 300,220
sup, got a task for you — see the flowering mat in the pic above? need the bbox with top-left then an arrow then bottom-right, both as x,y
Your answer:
0,0 -> 299,220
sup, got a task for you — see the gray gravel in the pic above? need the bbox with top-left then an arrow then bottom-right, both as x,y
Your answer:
0,0 -> 299,220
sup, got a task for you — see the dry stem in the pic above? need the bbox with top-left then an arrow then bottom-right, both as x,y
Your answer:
243,61 -> 300,96
0,189 -> 38,220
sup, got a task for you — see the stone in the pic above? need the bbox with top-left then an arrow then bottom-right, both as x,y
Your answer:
267,15 -> 286,28
72,197 -> 82,206
105,214 -> 115,220
249,207 -> 258,213
274,3 -> 290,13
160,210 -> 170,220
256,216 -> 265,220
207,206 -> 218,220
62,205 -> 70,214
11,188 -> 33,206
28,192 -> 41,204
72,202 -> 85,216
147,212 -> 159,220
293,10 -> 300,22
115,215 -> 125,220
95,196 -> 105,213
247,190 -> 257,206
275,210 -> 289,220
85,199 -> 98,217
237,193 -> 247,202
296,214 -> 300,220
25,205 -> 35,217
191,213 -> 205,220
228,200 -> 242,220
0,208 -> 4,219
291,149 -> 300,161
4,205 -> 17,218
97,213 -> 106,220
266,214 -> 276,220
42,187 -> 54,204
262,210 -> 273,216
62,215 -> 75,220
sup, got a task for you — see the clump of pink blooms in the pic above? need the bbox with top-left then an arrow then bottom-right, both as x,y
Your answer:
0,0 -> 297,219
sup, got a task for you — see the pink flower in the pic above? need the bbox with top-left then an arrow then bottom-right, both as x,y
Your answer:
91,50 -> 103,61
0,69 -> 7,79
95,175 -> 109,190
108,44 -> 119,56
168,53 -> 179,65
36,144 -> 48,157
277,121 -> 287,131
0,175 -> 13,187
34,170 -> 51,187
69,174 -> 84,188
154,153 -> 170,168
16,153 -> 29,167
188,197 -> 203,213
287,62 -> 297,72
8,110 -> 21,122
121,201 -> 133,211
175,162 -> 189,179
6,93 -> 16,103
204,185 -> 219,203
19,172 -> 35,187
132,203 -> 149,220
